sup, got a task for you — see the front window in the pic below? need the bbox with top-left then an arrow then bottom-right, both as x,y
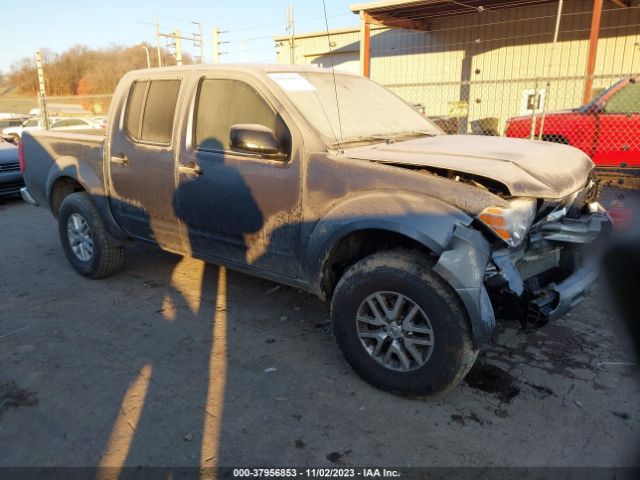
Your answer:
267,71 -> 440,146
194,78 -> 278,152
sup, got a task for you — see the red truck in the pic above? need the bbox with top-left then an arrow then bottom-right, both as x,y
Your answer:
505,77 -> 640,186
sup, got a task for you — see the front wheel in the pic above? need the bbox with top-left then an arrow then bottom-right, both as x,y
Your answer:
58,192 -> 125,278
330,249 -> 477,396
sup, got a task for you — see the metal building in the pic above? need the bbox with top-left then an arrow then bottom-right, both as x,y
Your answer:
274,0 -> 639,135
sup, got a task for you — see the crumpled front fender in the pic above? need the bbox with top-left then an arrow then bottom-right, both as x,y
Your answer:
433,224 -> 495,347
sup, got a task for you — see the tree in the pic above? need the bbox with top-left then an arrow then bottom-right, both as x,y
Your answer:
5,43 -> 193,97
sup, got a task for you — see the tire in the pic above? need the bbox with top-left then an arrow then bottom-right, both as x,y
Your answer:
10,133 -> 19,144
331,249 -> 477,396
58,192 -> 125,278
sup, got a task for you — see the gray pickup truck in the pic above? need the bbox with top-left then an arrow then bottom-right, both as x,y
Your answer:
20,65 -> 610,396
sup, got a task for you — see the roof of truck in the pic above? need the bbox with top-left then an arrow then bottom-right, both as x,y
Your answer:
126,63 -> 359,76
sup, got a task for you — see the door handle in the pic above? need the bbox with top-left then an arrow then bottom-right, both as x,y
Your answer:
110,154 -> 129,166
178,163 -> 202,176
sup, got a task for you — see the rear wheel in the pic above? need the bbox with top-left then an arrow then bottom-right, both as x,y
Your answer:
330,249 -> 477,396
58,192 -> 125,278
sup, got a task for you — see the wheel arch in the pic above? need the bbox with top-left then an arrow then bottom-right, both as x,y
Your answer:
49,176 -> 85,217
305,191 -> 472,299
46,157 -> 127,241
318,226 -> 439,300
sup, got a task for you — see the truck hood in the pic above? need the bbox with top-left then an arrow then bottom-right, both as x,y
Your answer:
344,135 -> 593,199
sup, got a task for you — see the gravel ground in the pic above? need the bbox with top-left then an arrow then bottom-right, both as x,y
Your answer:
0,191 -> 639,471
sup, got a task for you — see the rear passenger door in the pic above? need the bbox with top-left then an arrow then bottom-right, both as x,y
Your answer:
108,77 -> 183,251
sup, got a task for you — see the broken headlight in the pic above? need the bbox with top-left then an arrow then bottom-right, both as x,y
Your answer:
478,198 -> 537,247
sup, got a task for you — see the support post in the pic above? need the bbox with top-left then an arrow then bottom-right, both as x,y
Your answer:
583,0 -> 603,104
198,22 -> 205,63
141,45 -> 151,68
359,10 -> 371,77
538,0 -> 564,139
175,29 -> 182,66
35,50 -> 49,130
287,3 -> 295,64
155,14 -> 163,67
212,28 -> 220,64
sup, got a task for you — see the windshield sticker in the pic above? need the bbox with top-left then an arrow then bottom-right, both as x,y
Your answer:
268,73 -> 316,92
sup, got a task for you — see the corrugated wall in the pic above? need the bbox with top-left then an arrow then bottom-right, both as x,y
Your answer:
275,0 -> 640,134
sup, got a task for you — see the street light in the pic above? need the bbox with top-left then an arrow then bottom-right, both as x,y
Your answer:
140,45 -> 151,68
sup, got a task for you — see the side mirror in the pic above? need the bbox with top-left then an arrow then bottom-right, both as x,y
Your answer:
230,124 -> 287,160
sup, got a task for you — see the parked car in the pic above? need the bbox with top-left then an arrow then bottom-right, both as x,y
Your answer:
91,117 -> 108,129
0,117 -> 30,143
2,117 -> 53,142
0,116 -> 29,129
19,65 -> 610,396
505,77 -> 640,173
50,117 -> 103,132
2,117 -> 103,142
0,137 -> 22,196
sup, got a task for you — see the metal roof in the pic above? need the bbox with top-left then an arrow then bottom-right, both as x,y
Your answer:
350,0 -> 561,22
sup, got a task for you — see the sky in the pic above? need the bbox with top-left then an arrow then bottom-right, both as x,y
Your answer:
0,0 -> 359,74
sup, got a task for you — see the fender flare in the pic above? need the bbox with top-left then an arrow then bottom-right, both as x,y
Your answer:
306,191 -> 496,348
305,190 -> 470,287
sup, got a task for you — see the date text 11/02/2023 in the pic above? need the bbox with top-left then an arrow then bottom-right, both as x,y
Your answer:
231,468 -> 401,478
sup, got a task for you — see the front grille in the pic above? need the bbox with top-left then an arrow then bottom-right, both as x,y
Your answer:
0,162 -> 20,172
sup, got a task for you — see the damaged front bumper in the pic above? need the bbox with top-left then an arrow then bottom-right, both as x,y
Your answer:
433,204 -> 610,348
487,207 -> 611,328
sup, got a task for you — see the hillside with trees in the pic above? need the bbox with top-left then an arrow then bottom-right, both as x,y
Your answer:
2,43 -> 192,97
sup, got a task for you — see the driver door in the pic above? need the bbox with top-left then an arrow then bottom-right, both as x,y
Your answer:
174,76 -> 302,278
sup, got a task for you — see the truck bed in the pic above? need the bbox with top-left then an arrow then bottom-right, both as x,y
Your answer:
21,130 -> 106,208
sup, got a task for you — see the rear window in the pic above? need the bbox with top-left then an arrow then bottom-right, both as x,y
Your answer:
124,79 -> 181,144
124,81 -> 148,140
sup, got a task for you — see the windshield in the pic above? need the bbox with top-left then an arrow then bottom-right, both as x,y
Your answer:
267,71 -> 440,146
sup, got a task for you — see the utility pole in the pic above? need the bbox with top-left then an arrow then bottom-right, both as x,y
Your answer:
158,29 -> 196,65
155,16 -> 205,66
35,50 -> 49,130
286,3 -> 295,64
211,28 -> 229,63
212,28 -> 220,63
155,14 -> 163,67
194,22 -> 205,63
174,29 -> 183,66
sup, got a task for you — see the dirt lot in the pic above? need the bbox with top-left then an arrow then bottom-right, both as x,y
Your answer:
1,193 -> 639,471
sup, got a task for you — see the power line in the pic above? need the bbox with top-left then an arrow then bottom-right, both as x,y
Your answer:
224,12 -> 350,33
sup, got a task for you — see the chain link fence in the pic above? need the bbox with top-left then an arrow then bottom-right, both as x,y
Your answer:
0,94 -> 113,117
364,0 -> 640,177
0,94 -> 113,142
